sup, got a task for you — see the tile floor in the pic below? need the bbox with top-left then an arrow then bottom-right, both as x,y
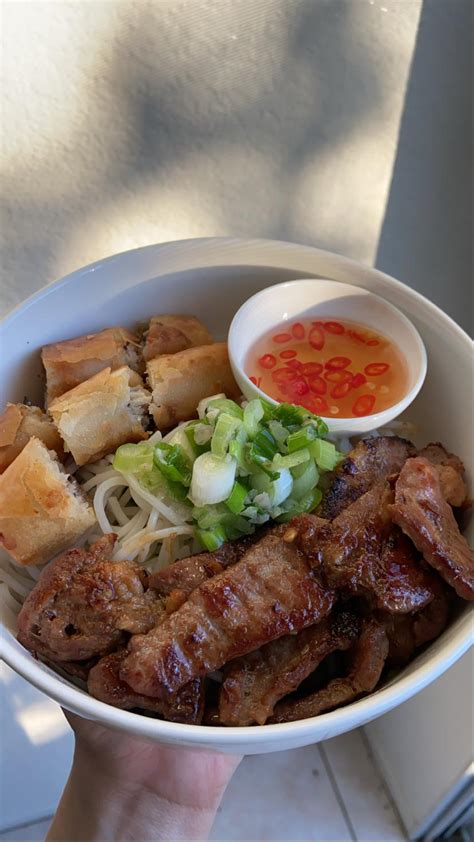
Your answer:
0,664 -> 406,841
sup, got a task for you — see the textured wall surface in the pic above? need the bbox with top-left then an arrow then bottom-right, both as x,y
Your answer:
1,0 -> 471,327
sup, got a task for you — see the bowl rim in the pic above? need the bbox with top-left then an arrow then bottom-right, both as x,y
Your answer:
1,611 -> 470,745
227,277 -> 428,431
1,236 -> 472,746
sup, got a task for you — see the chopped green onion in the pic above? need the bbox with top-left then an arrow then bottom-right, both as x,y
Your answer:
251,473 -> 271,494
189,452 -> 237,506
197,393 -> 226,419
273,448 -> 311,470
268,468 -> 293,505
260,398 -> 277,421
154,443 -> 192,486
193,424 -> 214,446
304,416 -> 329,437
252,428 -> 278,460
166,425 -> 197,462
208,398 -> 244,420
211,413 -> 241,457
300,486 -> 323,512
112,396 -> 339,546
113,442 -> 154,473
291,459 -> 319,499
241,506 -> 270,525
166,479 -> 191,501
247,428 -> 279,479
222,513 -> 255,539
226,480 -> 249,514
195,524 -> 227,551
247,457 -> 279,481
194,505 -> 254,536
267,419 -> 289,446
287,426 -> 318,452
229,440 -> 252,475
309,439 -> 339,471
271,402 -> 305,428
276,487 -> 323,521
193,505 -> 225,529
252,467 -> 293,506
243,399 -> 264,438
254,491 -> 272,511
184,421 -> 211,456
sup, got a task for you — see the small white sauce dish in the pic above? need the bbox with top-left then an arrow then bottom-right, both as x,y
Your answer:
228,278 -> 427,434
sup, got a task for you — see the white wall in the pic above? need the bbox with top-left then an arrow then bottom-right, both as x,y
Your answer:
2,0 -> 424,307
3,1 -> 470,329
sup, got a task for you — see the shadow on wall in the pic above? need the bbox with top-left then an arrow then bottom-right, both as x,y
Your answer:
376,0 -> 473,334
2,0 -> 392,304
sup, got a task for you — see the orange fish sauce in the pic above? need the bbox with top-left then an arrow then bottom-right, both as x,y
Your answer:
246,318 -> 408,418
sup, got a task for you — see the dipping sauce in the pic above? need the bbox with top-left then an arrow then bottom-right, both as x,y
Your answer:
246,318 -> 408,418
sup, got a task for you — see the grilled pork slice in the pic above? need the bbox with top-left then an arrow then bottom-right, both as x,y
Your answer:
121,531 -> 336,698
294,483 -> 437,614
319,436 -> 415,520
149,530 -> 268,598
219,610 -> 360,726
270,618 -> 389,723
383,577 -> 450,664
17,536 -> 163,662
418,442 -> 467,507
88,650 -> 205,724
391,458 -> 474,600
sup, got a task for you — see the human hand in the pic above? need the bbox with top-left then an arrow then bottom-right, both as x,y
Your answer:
68,711 -> 242,810
47,711 -> 242,841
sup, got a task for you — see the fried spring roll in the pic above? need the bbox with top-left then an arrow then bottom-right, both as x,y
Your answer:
49,366 -> 150,466
0,437 -> 96,566
42,327 -> 142,405
143,315 -> 213,361
0,403 -> 63,473
147,343 -> 241,429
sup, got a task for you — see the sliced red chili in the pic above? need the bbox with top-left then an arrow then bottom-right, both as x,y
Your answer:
324,369 -> 353,384
309,325 -> 324,350
325,356 -> 351,370
347,329 -> 366,344
279,349 -> 297,359
289,379 -> 309,397
323,321 -> 344,334
367,339 -> 380,347
301,362 -> 323,376
286,359 -> 303,372
291,322 -> 305,339
352,394 -> 376,416
364,362 -> 390,377
351,372 -> 367,389
311,396 -> 329,414
258,353 -> 276,369
307,375 -> 327,395
330,381 -> 352,399
249,375 -> 258,385
272,367 -> 298,383
273,332 -> 292,343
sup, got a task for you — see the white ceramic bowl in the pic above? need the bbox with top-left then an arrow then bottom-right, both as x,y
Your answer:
0,237 -> 472,755
228,279 -> 427,434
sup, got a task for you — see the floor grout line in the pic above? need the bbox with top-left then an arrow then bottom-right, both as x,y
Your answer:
318,742 -> 358,842
359,729 -> 407,839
